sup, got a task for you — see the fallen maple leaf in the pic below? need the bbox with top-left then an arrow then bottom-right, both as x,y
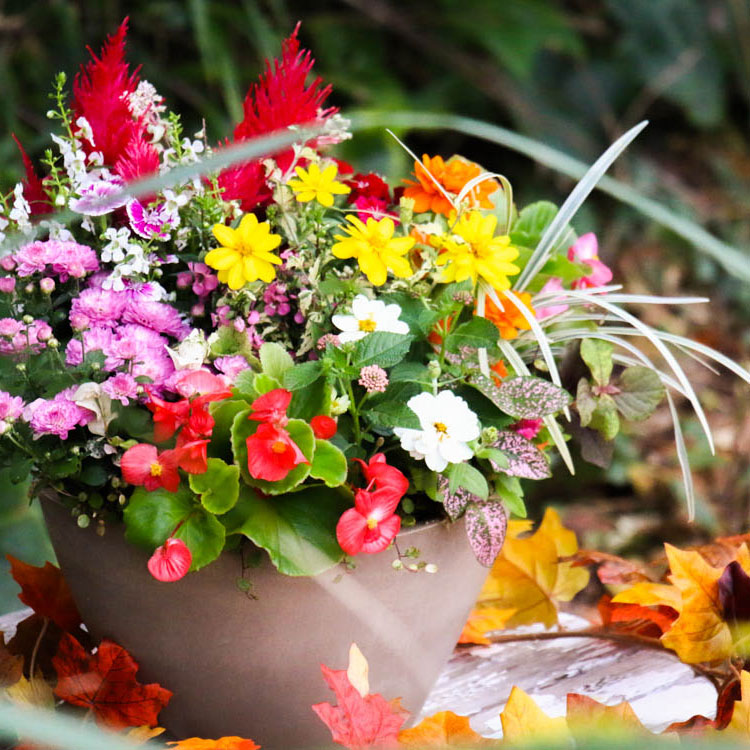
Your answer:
398,710 -> 495,747
499,686 -> 569,743
458,607 -> 516,645
478,508 -> 589,627
566,549 -> 651,585
312,645 -> 407,749
597,595 -> 677,638
7,614 -> 65,680
658,544 -> 732,663
7,556 -> 81,631
53,632 -> 172,729
727,671 -> 750,738
6,673 -> 55,709
0,633 -> 23,687
169,738 -> 259,750
611,581 -> 682,612
566,693 -> 649,739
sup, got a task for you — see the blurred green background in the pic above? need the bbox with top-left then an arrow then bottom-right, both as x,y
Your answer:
0,0 -> 749,611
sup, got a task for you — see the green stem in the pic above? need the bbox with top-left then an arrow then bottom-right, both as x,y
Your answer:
6,430 -> 35,458
344,377 -> 362,446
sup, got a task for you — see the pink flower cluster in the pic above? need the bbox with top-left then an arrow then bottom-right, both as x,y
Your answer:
214,355 -> 251,379
23,387 -> 94,439
11,240 -> 99,281
213,306 -> 264,350
0,390 -> 24,433
177,262 -> 218,298
0,318 -> 53,354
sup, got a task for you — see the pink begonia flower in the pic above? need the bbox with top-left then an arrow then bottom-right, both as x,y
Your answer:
535,277 -> 569,319
568,233 -> 613,289
511,418 -> 544,441
69,178 -> 128,216
147,538 -> 192,582
126,199 -> 176,241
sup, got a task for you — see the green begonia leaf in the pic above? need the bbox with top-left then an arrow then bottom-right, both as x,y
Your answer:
309,439 -> 348,487
189,457 -> 241,514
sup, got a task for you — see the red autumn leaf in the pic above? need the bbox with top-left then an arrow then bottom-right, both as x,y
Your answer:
565,549 -> 651,586
312,663 -> 406,749
7,556 -> 81,632
53,632 -> 172,729
597,594 -> 677,638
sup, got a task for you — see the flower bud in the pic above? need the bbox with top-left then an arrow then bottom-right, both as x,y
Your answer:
481,426 -> 499,444
22,315 -> 33,325
0,277 -> 15,294
40,277 -> 55,294
427,360 -> 441,379
24,284 -> 34,295
425,563 -> 438,574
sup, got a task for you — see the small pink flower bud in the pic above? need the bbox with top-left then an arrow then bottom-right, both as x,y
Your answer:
40,277 -> 55,294
191,303 -> 205,317
0,256 -> 15,272
0,277 -> 15,294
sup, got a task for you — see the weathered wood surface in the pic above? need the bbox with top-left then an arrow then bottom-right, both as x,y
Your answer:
1,609 -> 716,738
419,614 -> 717,737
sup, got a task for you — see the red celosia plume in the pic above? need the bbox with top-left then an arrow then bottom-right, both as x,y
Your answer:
217,24 -> 338,211
71,18 -> 145,170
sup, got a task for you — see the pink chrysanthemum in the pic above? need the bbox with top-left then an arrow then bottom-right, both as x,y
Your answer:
102,373 -> 139,405
0,391 -> 24,422
214,355 -> 251,379
23,392 -> 93,439
69,288 -> 127,330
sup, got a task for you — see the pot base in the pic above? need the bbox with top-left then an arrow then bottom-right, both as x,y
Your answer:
42,499 -> 488,748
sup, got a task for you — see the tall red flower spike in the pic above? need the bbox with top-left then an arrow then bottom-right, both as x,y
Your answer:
246,422 -> 308,482
121,444 -> 180,492
11,134 -> 48,216
72,17 -> 145,169
217,24 -> 338,211
147,538 -> 192,583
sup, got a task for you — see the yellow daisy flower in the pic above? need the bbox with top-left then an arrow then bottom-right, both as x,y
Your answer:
205,213 -> 282,290
287,163 -> 351,207
332,216 -> 414,287
433,211 -> 520,289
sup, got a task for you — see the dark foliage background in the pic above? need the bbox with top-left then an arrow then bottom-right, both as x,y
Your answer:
0,0 -> 749,609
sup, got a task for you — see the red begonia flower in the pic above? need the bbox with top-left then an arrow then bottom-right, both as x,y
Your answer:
146,392 -> 190,443
249,388 -> 292,426
175,437 -> 209,475
246,422 -> 308,481
353,453 -> 409,501
175,370 -> 232,404
147,538 -> 192,582
182,404 -> 215,441
121,444 -> 180,492
310,415 -> 337,440
336,488 -> 402,556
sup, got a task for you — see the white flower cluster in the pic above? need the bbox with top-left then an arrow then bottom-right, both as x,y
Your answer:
101,226 -> 150,290
128,80 -> 168,146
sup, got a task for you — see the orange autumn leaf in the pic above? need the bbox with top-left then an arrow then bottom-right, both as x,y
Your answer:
612,581 -> 683,613
53,632 -> 172,729
7,556 -> 81,631
566,693 -> 649,739
169,738 -> 259,750
500,686 -> 570,743
659,544 -> 733,663
597,595 -> 678,637
478,508 -> 589,628
458,607 -> 516,645
127,726 -> 166,743
398,710 -> 495,747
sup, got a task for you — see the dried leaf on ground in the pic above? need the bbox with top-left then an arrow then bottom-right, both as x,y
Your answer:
566,693 -> 649,739
499,686 -> 570,743
312,648 -> 407,749
0,633 -> 23,687
598,595 -> 678,637
127,726 -> 166,743
398,710 -> 495,746
458,607 -> 516,645
566,549 -> 651,585
169,739 -> 259,750
478,508 -> 589,627
7,556 -> 81,631
53,632 -> 172,729
7,614 -> 64,680
5,673 -> 55,709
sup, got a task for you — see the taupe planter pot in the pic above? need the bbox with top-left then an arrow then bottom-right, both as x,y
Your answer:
42,498 -> 488,748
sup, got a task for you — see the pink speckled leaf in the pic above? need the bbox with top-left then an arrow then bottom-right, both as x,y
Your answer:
490,431 -> 551,480
437,475 -> 482,520
465,502 -> 508,567
471,375 -> 570,420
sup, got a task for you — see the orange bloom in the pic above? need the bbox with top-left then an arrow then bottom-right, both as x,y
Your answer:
403,154 -> 497,216
484,291 -> 535,340
490,359 -> 508,384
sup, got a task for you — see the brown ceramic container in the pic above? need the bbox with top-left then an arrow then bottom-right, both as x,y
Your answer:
42,497 -> 488,748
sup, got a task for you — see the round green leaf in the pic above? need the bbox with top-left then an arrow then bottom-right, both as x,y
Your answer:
309,439 -> 347,487
123,485 -> 196,549
189,457 -> 241,514
174,510 -> 226,571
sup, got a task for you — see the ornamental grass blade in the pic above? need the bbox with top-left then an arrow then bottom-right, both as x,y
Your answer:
666,391 -> 696,521
515,120 -> 648,291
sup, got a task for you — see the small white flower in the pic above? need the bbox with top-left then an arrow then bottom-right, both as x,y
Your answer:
165,329 -> 208,370
394,391 -> 480,472
330,392 -> 351,416
332,295 -> 409,343
74,116 -> 95,145
9,184 -> 31,230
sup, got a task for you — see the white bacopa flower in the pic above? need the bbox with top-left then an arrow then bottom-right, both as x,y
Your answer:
394,391 -> 480,472
165,329 -> 209,370
332,294 -> 409,343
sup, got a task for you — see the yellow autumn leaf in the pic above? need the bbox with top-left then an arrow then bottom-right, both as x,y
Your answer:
566,693 -> 650,739
478,508 -> 589,627
500,686 -> 570,743
659,543 -> 733,663
612,582 -> 682,612
399,710 -> 496,746
127,726 -> 166,743
458,607 -> 516,645
727,671 -> 750,737
5,673 -> 55,709
347,642 -> 369,698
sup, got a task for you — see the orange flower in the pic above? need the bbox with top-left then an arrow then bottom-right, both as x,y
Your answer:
403,154 -> 497,216
484,291 -> 535,340
490,359 -> 508,384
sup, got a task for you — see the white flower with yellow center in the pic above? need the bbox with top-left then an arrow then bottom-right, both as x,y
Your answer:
331,294 -> 409,344
394,391 -> 480,472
